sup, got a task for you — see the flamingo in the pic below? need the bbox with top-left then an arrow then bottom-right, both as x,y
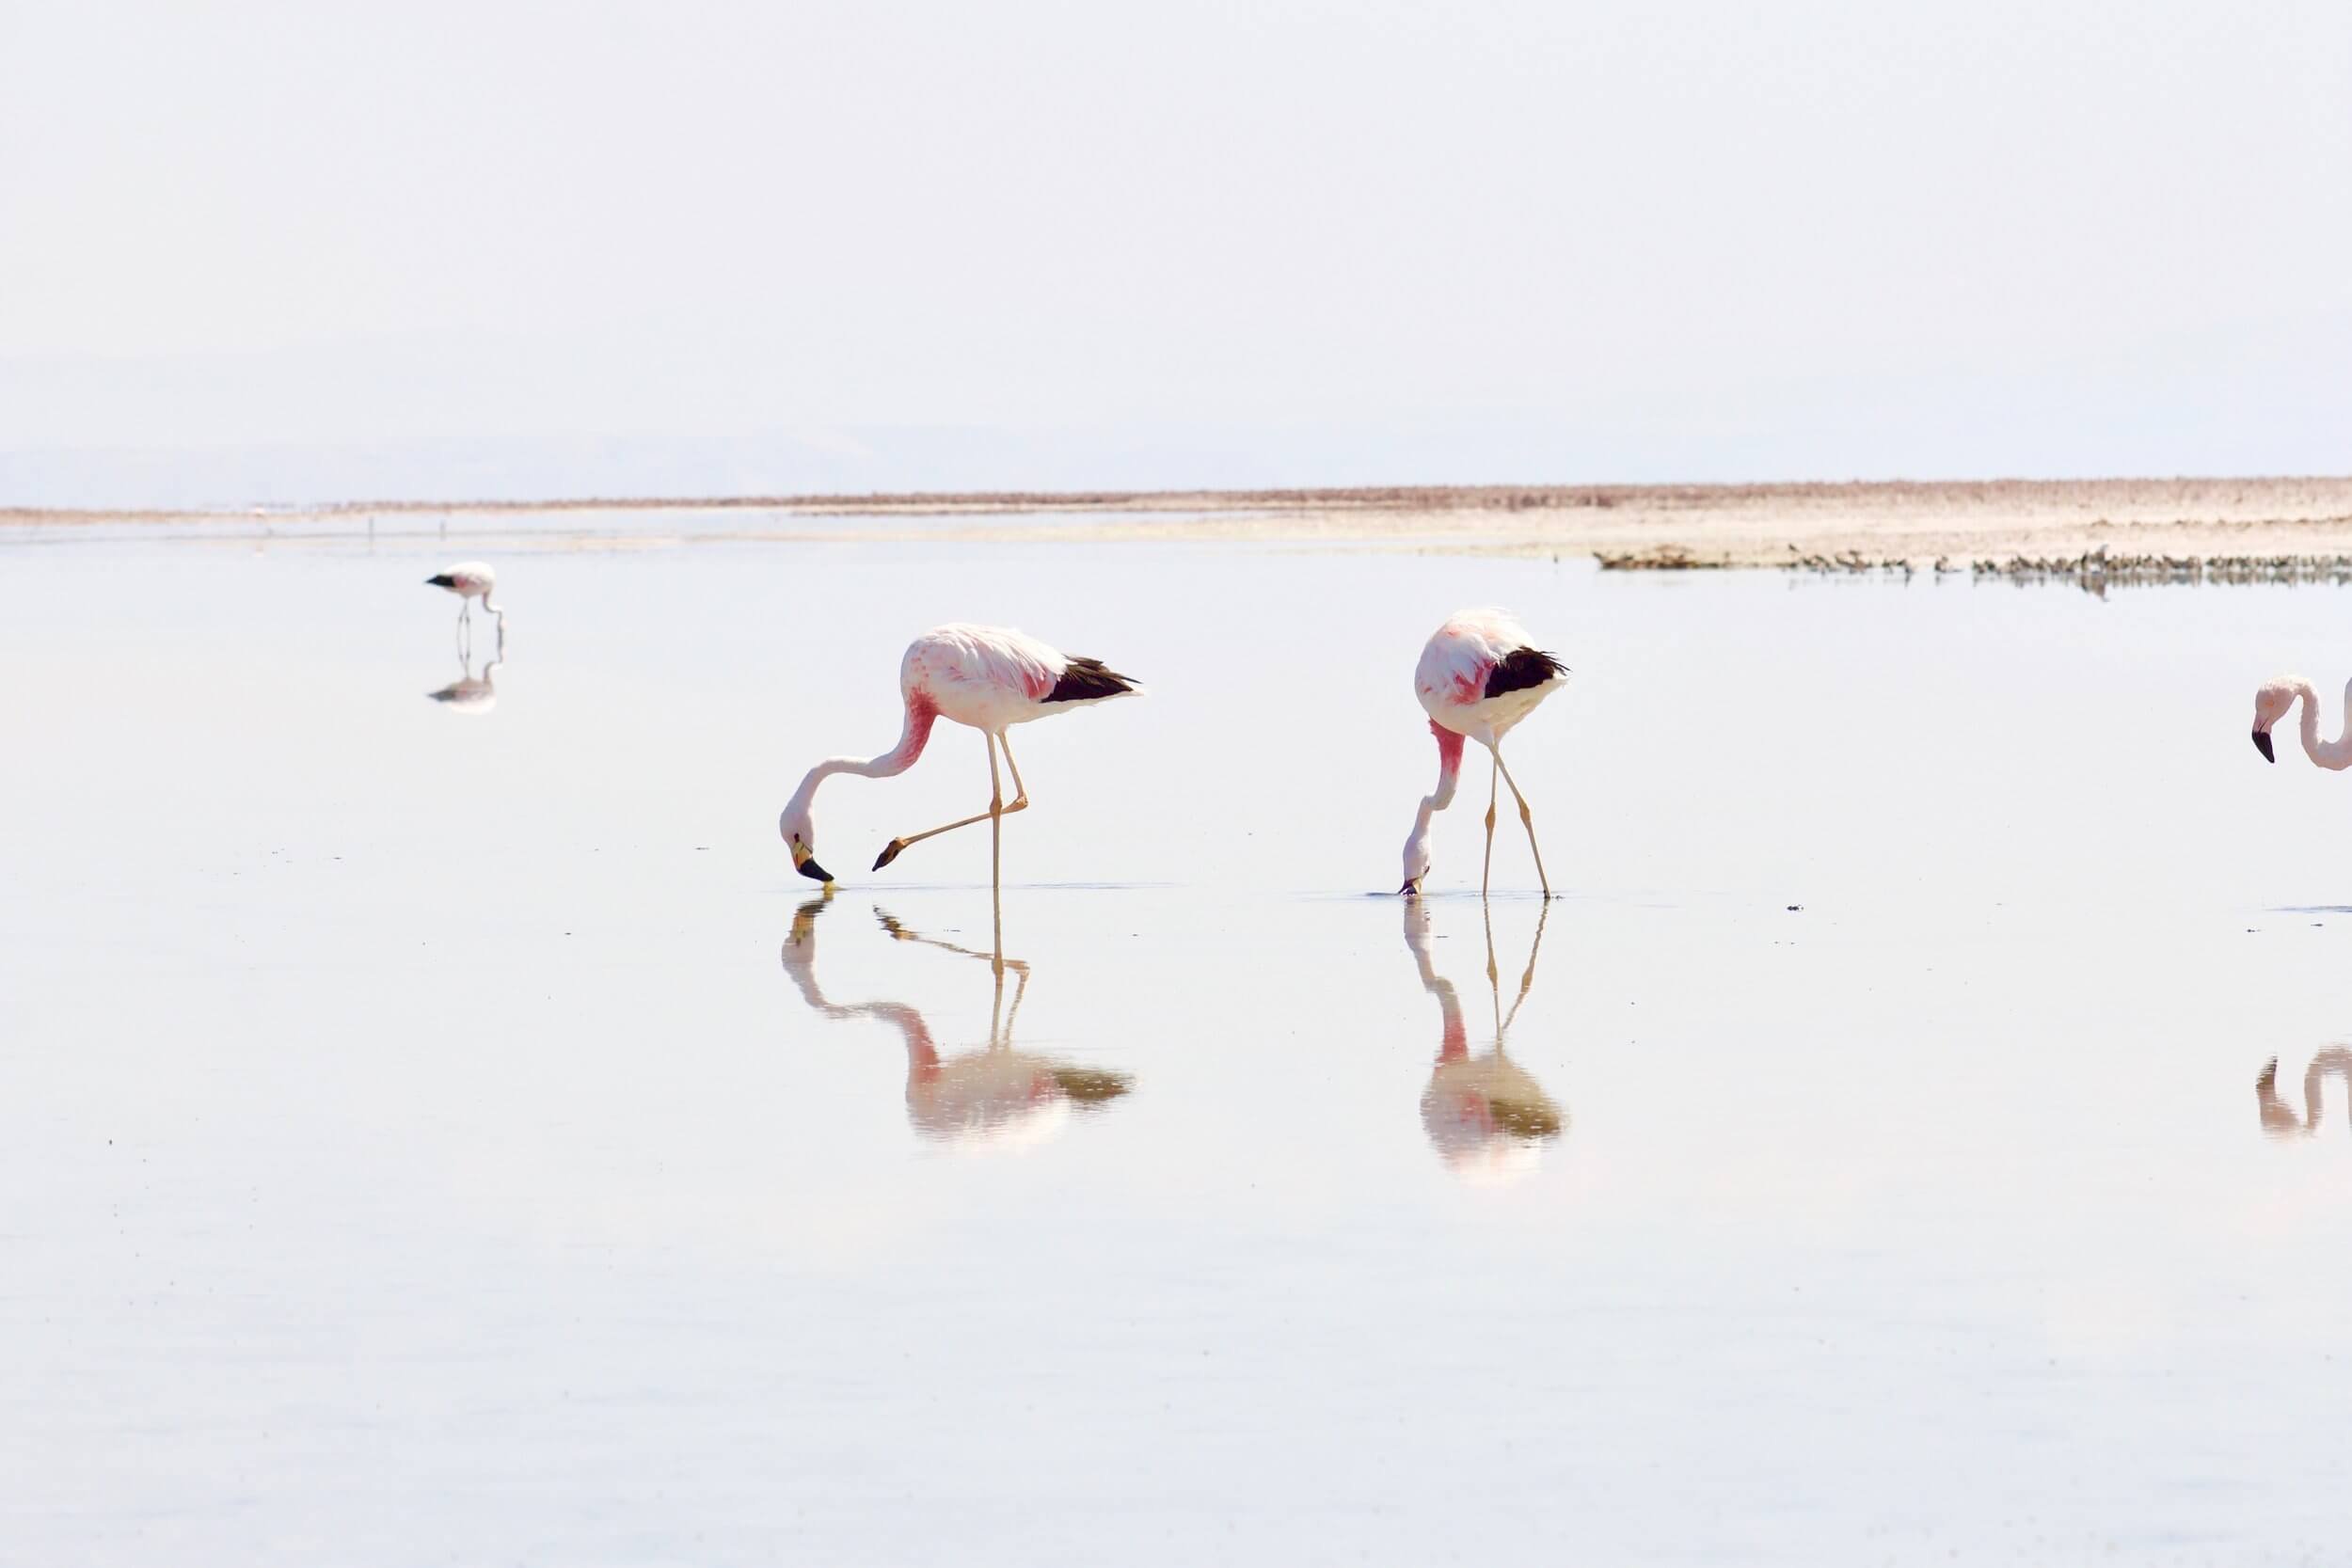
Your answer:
1400,608 -> 1569,897
425,561 -> 505,648
779,624 -> 1138,890
2249,677 -> 2352,768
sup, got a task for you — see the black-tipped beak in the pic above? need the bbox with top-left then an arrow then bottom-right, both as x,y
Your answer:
425,574 -> 455,587
2253,730 -> 2276,764
1398,879 -> 1422,897
797,857 -> 833,883
872,838 -> 907,871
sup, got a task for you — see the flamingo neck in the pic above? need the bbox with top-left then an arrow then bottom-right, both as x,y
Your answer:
2295,680 -> 2352,770
787,691 -> 939,818
1404,721 -> 1467,862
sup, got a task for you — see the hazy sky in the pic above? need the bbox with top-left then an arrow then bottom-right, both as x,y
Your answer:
3,0 -> 2347,497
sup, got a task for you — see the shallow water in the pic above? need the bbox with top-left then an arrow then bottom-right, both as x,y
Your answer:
6,531 -> 2352,1564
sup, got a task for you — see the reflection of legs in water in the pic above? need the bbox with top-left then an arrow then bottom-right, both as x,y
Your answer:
1502,897 -> 1549,1039
1481,893 -> 1552,1050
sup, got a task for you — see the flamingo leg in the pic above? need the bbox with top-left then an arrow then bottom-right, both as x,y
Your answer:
988,732 -> 1004,960
1481,753 -> 1499,897
872,731 -> 1030,871
1493,751 -> 1551,898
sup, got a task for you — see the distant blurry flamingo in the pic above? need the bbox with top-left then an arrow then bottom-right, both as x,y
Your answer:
1400,609 -> 1569,896
780,624 -> 1138,890
425,561 -> 505,649
2249,676 -> 2352,768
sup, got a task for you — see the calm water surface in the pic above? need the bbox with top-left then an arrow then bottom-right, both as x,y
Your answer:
5,531 -> 2351,1564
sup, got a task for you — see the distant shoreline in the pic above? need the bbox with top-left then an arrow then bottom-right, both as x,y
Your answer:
11,476 -> 2352,578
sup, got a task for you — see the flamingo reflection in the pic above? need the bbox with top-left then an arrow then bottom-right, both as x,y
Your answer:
1406,897 -> 1565,1183
782,893 -> 1133,1149
2255,1049 -> 2352,1139
427,649 -> 501,715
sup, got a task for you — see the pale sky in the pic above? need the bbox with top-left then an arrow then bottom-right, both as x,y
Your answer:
3,0 -> 2347,500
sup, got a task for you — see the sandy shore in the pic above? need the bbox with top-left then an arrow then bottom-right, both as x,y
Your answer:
11,477 -> 2352,576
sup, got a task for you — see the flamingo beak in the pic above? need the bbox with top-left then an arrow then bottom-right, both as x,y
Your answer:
1399,878 -> 1422,897
2253,730 -> 2276,763
789,839 -> 834,883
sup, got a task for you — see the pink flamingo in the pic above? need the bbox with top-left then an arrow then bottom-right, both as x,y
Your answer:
1399,608 -> 1569,897
780,624 -> 1138,887
2249,677 -> 2352,768
425,561 -> 505,642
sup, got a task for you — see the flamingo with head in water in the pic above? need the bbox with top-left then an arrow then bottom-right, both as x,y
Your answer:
426,561 -> 506,648
780,624 -> 1138,888
1400,608 -> 1569,897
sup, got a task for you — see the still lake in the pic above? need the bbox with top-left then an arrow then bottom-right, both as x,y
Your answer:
5,518 -> 2350,1564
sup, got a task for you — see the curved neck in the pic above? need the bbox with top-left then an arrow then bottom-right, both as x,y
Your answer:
788,691 -> 938,820
1406,721 -> 1468,846
2295,680 -> 2352,770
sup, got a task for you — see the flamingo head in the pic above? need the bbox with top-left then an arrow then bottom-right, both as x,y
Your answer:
1399,829 -> 1433,896
2251,679 -> 2299,764
781,807 -> 833,884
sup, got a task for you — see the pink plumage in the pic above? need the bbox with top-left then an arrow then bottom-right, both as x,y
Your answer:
1401,608 -> 1568,897
781,623 -> 1139,886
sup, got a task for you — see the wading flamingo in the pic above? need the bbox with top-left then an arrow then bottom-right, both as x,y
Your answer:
2249,677 -> 2352,768
780,624 -> 1138,891
425,562 -> 505,650
1400,609 -> 1568,896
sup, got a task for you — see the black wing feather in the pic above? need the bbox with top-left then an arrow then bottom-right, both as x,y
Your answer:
1043,656 -> 1136,703
1485,646 -> 1568,699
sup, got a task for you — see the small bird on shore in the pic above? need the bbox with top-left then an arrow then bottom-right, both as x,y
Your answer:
1400,608 -> 1568,897
425,561 -> 505,644
2249,676 -> 2352,768
780,624 -> 1139,890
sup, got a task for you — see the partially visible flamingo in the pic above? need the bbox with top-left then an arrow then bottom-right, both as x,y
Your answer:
2249,676 -> 2352,768
779,624 -> 1138,889
425,561 -> 506,649
1400,608 -> 1569,896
